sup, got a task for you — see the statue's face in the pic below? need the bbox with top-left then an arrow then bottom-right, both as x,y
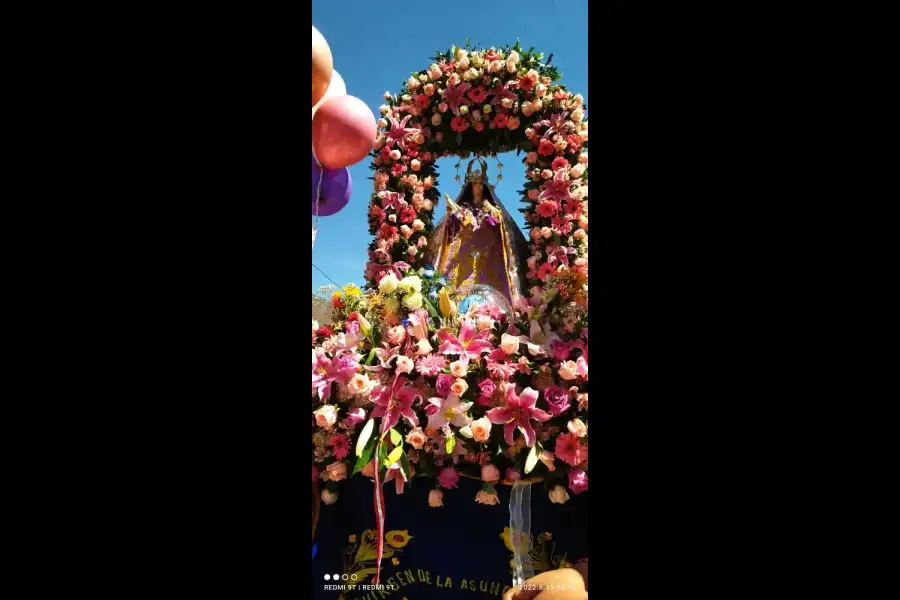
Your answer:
471,181 -> 484,200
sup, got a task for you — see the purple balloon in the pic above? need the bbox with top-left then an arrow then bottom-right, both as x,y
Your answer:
312,157 -> 352,217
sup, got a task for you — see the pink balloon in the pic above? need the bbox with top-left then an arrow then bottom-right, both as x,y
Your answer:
312,95 -> 377,169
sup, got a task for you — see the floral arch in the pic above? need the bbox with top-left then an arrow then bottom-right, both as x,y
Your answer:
365,41 -> 588,305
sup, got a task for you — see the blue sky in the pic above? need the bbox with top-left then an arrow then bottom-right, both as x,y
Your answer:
312,1 -> 589,293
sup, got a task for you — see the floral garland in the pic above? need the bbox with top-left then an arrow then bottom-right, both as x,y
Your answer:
364,42 -> 588,307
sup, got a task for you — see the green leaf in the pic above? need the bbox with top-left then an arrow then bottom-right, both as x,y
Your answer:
423,295 -> 440,320
445,434 -> 456,455
356,419 -> 375,458
364,347 -> 377,366
387,445 -> 404,465
353,434 -> 377,475
390,427 -> 403,446
400,452 -> 410,481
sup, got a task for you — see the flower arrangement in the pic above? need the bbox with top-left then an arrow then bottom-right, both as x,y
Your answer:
365,42 -> 588,307
313,272 -> 588,509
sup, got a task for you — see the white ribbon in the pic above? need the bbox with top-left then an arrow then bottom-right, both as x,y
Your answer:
509,480 -> 535,587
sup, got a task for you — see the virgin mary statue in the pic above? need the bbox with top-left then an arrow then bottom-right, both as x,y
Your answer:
428,158 -> 530,305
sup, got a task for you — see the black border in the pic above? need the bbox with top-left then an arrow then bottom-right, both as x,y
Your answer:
25,3 -> 896,596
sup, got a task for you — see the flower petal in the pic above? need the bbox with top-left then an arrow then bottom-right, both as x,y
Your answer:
486,406 -> 513,425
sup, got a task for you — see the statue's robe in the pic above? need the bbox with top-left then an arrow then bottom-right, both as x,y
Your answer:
312,475 -> 588,600
428,185 -> 530,306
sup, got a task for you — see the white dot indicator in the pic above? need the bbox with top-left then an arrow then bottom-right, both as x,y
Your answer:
324,574 -> 330,581
333,574 -> 340,581
342,574 -> 349,581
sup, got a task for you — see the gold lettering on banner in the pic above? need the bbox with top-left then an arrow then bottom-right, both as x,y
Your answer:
479,580 -> 489,592
436,575 -> 453,589
489,581 -> 501,596
402,569 -> 414,586
387,576 -> 397,590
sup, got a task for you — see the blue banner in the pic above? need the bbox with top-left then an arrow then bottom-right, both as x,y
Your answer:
312,476 -> 588,600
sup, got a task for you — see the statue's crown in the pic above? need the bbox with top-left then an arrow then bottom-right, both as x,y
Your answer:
465,157 -> 488,183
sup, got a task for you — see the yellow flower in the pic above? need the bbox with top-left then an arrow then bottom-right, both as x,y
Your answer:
392,557 -> 400,566
343,284 -> 361,297
332,290 -> 343,300
385,530 -> 413,549
438,288 -> 456,318
348,534 -> 357,544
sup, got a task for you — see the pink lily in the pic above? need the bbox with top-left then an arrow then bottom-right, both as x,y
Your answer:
486,384 -> 553,447
443,82 -> 471,115
371,376 -> 422,434
383,460 -> 414,495
490,82 -> 517,107
539,169 -> 574,205
426,394 -> 473,436
312,348 -> 359,402
437,318 -> 494,361
385,114 -> 420,151
363,343 -> 402,375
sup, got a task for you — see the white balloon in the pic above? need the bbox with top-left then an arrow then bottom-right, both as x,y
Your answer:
312,70 -> 346,119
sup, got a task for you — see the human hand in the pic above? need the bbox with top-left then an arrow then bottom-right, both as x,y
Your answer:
502,568 -> 587,600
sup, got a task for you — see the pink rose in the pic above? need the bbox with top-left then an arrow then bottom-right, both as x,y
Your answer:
450,360 -> 468,378
470,417 -> 492,442
507,116 -> 520,130
387,325 -> 407,345
323,461 -> 347,482
526,152 -> 538,164
405,427 -> 427,449
343,407 -> 367,428
428,488 -> 444,507
411,159 -> 421,172
568,468 -> 588,494
450,378 -> 469,396
439,102 -> 449,113
481,463 -> 500,483
543,385 -> 571,416
527,189 -> 539,200
568,418 -> 588,438
314,405 -> 338,430
347,373 -> 373,397
500,333 -> 520,355
559,360 -> 579,381
478,378 -> 496,398
541,169 -> 553,180
435,374 -> 453,397
424,83 -> 435,96
505,467 -> 521,482
438,467 -> 459,489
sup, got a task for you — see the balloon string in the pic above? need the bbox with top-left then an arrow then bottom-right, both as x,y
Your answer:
313,150 -> 323,250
